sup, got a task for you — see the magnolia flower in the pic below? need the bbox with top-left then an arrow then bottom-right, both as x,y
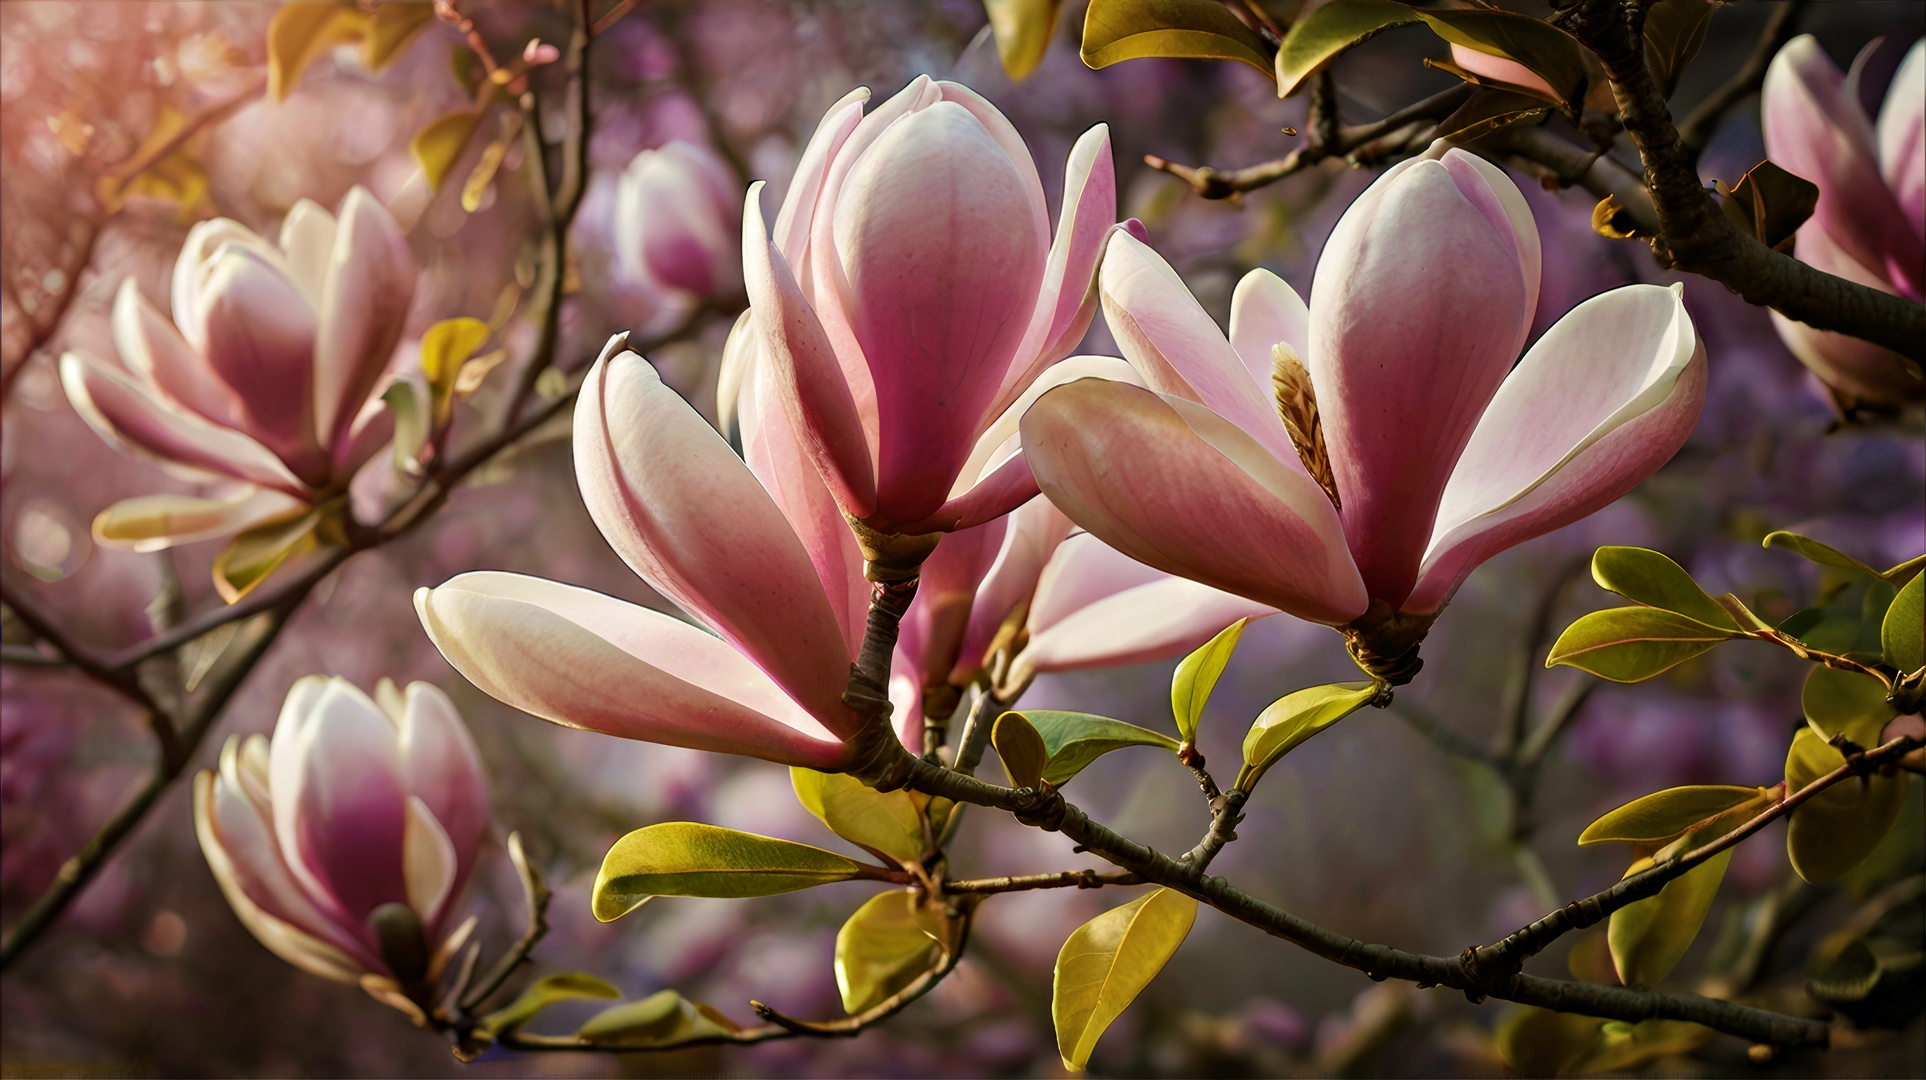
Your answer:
744,76 -> 1116,536
1022,148 -> 1706,668
1763,35 -> 1924,408
193,677 -> 488,998
61,188 -> 415,547
615,140 -> 742,298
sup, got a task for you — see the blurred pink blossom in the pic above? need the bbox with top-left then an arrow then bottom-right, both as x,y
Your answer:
616,140 -> 743,298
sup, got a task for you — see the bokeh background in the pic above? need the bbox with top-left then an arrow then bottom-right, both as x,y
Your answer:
2,1 -> 1922,1076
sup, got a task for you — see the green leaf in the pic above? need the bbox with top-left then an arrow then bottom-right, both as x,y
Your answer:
1081,0 -> 1274,79
993,710 -> 1050,790
1170,617 -> 1247,743
1716,160 -> 1820,253
1572,1018 -> 1715,1074
362,1 -> 438,70
834,890 -> 943,1014
1763,530 -> 1885,578
1053,887 -> 1197,1071
1884,553 -> 1925,587
267,1 -> 368,102
1236,681 -> 1377,790
1607,844 -> 1733,985
789,768 -> 926,865
1785,728 -> 1907,884
1545,607 -> 1742,683
1578,785 -> 1772,847
1881,568 -> 1923,672
591,823 -> 865,922
1426,84 -> 1552,142
1495,1007 -> 1605,1076
1019,710 -> 1182,786
1803,666 -> 1897,748
411,109 -> 484,193
1777,606 -> 1825,641
1273,0 -> 1420,96
1414,8 -> 1587,112
478,972 -> 621,1037
382,380 -> 428,471
984,0 -> 1063,81
1591,546 -> 1738,630
1641,0 -> 1715,96
213,508 -> 323,604
575,989 -> 740,1045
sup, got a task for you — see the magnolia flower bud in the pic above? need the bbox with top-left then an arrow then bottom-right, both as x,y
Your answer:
615,140 -> 742,298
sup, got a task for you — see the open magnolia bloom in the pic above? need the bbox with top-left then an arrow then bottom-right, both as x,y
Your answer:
1763,35 -> 1924,408
743,76 -> 1116,536
193,677 -> 488,1003
1022,149 -> 1706,677
418,337 -> 883,769
60,187 -> 415,550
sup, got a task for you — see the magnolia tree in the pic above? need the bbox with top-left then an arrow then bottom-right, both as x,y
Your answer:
1,1 -> 1922,1076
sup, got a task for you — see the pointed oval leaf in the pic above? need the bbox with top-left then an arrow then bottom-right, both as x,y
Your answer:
985,0 -> 1063,81
1081,0 -> 1274,79
1803,666 -> 1897,747
789,768 -> 926,864
1414,9 -> 1587,111
591,823 -> 864,922
1883,553 -> 1925,587
1762,530 -> 1884,579
268,2 -> 369,102
1606,845 -> 1733,985
993,711 -> 1050,791
1641,0 -> 1715,96
412,109 -> 483,193
479,972 -> 621,1037
92,494 -> 249,549
835,890 -> 944,1014
1545,607 -> 1740,683
1274,0 -> 1421,96
1591,546 -> 1738,630
213,509 -> 323,604
363,1 -> 438,70
421,316 -> 492,390
1496,1007 -> 1605,1076
1170,618 -> 1247,742
1578,785 -> 1773,847
575,990 -> 739,1045
1881,569 -> 1923,672
1572,1018 -> 1715,1074
1053,887 -> 1197,1071
1236,681 -> 1377,790
1785,728 -> 1907,883
1018,710 -> 1182,786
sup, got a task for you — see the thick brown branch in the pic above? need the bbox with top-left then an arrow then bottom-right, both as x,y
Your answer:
1557,0 -> 1924,360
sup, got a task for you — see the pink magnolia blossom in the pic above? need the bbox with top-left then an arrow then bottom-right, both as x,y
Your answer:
193,677 -> 488,989
1448,43 -> 1558,100
743,77 -> 1116,535
1022,149 -> 1706,629
60,188 -> 415,547
1763,36 -> 1924,407
616,140 -> 743,298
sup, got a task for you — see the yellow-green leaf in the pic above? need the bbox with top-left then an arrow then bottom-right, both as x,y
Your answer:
1883,553 -> 1925,587
1590,546 -> 1738,630
1607,844 -> 1732,985
1053,887 -> 1197,1071
1572,1018 -> 1714,1074
993,710 -> 1050,790
1273,0 -> 1420,96
213,508 -> 323,604
1545,607 -> 1741,683
1019,710 -> 1182,786
1881,568 -> 1922,672
91,494 -> 253,551
1414,8 -> 1587,112
1170,617 -> 1247,742
411,109 -> 484,193
1578,785 -> 1772,847
574,989 -> 739,1045
1236,681 -> 1376,790
789,768 -> 926,864
363,1 -> 438,70
1081,0 -> 1274,79
1495,1006 -> 1604,1076
591,823 -> 864,922
1802,666 -> 1897,748
834,890 -> 943,1014
268,1 -> 369,102
382,379 -> 428,471
1785,728 -> 1907,884
984,0 -> 1063,81
478,972 -> 620,1037
420,316 -> 490,425
1763,529 -> 1884,578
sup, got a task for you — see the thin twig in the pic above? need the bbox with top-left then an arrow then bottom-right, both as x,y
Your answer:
1676,1 -> 1805,161
0,643 -> 67,667
950,684 -> 1006,778
945,869 -> 1141,894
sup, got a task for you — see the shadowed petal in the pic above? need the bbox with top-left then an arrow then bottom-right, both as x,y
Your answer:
395,683 -> 488,925
195,245 -> 325,482
416,573 -> 853,763
1769,222 -> 1925,406
111,278 -> 242,429
954,497 -> 1075,682
1017,573 -> 1275,680
1876,40 -> 1924,246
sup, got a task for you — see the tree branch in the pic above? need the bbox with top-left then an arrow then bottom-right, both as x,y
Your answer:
1675,2 -> 1804,161
945,869 -> 1141,894
1555,0 -> 1925,361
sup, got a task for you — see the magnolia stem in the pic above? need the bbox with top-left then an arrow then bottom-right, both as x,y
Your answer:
950,683 -> 1007,778
946,869 -> 1141,894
